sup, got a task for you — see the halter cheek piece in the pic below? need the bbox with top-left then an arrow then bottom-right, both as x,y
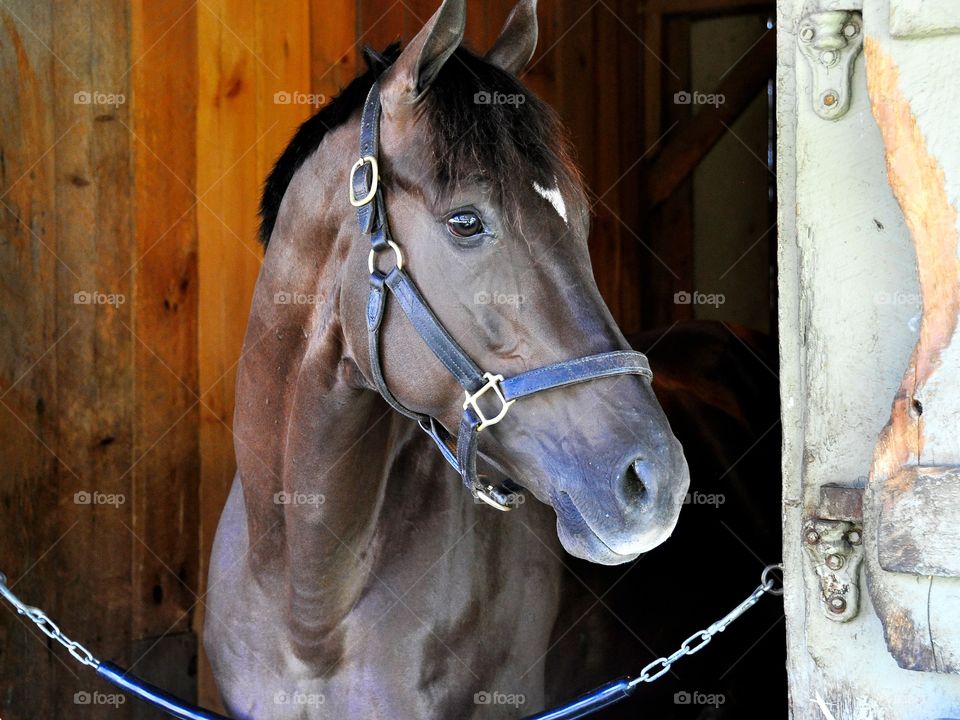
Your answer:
352,82 -> 654,511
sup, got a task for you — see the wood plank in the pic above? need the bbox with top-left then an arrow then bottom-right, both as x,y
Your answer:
358,0 -> 405,55
129,0 -> 200,646
310,0 -> 358,99
616,0 -> 645,334
0,3 -> 65,718
53,3 -> 137,718
878,466 -> 960,577
647,0 -> 774,15
591,0 -> 623,320
644,28 -> 775,209
643,16 -> 694,328
195,0 -> 258,711
864,36 -> 960,674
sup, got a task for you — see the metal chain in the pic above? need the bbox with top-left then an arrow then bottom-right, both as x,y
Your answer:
628,563 -> 783,689
0,572 -> 100,669
1,562 -> 783,686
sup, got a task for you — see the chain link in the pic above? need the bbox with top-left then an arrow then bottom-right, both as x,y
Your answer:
0,572 -> 100,669
628,564 -> 782,690
0,563 -> 783,686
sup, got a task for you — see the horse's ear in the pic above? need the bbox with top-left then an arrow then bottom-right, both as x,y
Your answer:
383,0 -> 466,107
485,0 -> 538,76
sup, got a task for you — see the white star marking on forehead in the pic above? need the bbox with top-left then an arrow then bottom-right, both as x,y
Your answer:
533,181 -> 568,224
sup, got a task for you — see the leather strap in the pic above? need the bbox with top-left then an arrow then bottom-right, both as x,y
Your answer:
352,81 -> 654,510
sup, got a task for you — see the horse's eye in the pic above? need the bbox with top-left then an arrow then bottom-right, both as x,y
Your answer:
446,211 -> 484,239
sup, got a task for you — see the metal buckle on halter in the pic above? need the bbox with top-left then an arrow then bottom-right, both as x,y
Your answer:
463,372 -> 515,431
476,485 -> 514,512
349,155 -> 379,207
368,240 -> 404,275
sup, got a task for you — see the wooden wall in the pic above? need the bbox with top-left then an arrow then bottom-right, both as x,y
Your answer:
0,1 -> 772,716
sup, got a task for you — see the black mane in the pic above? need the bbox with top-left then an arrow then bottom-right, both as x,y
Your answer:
258,46 -> 398,247
258,44 -> 581,247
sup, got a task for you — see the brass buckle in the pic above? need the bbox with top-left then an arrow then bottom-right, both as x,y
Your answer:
463,372 -> 515,431
349,155 -> 379,207
368,240 -> 404,275
476,485 -> 513,512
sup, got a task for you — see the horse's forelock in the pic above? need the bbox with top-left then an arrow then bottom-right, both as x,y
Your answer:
258,43 -> 584,249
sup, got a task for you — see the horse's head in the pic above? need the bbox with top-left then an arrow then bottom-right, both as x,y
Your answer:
338,0 -> 690,565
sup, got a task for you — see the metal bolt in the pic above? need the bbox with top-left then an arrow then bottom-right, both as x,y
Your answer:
800,26 -> 815,42
843,23 -> 859,38
820,50 -> 839,66
823,92 -> 838,107
847,530 -> 862,545
826,554 -> 844,570
805,529 -> 820,545
827,594 -> 847,614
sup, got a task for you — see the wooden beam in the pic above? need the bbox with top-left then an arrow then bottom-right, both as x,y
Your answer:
645,0 -> 774,16
644,28 -> 774,209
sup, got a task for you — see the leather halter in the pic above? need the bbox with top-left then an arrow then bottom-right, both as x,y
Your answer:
352,82 -> 654,511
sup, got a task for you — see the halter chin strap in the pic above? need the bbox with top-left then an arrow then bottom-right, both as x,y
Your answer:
352,82 -> 654,511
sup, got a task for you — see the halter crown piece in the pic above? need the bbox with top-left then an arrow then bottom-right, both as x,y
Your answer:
352,82 -> 654,510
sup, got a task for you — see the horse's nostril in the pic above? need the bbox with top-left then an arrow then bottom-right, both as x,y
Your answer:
623,460 -> 648,506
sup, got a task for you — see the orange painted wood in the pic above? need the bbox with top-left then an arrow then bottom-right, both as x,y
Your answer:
129,0 -> 200,643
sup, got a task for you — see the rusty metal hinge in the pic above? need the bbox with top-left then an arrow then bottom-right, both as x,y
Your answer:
803,483 -> 864,621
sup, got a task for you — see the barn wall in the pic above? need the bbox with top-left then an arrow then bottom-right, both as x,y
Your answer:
0,0 -> 771,715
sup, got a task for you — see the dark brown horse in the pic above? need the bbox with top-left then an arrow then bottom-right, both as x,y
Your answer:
204,1 -> 781,718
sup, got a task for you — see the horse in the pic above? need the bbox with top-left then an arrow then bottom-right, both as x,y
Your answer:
204,1 -> 782,717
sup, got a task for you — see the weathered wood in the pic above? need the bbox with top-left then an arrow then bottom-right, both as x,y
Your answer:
130,0 -> 200,648
889,0 -> 960,38
645,28 -> 775,209
878,467 -> 960,577
864,34 -> 960,676
818,483 -> 864,522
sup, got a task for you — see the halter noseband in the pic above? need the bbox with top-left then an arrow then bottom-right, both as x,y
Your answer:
352,82 -> 654,511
